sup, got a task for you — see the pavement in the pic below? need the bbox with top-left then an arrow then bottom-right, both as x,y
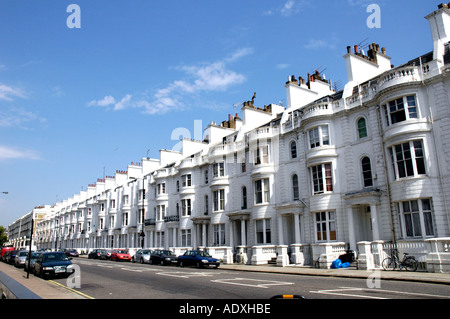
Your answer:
1,256 -> 449,299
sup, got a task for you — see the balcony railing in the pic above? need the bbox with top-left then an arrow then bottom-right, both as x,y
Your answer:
164,215 -> 180,223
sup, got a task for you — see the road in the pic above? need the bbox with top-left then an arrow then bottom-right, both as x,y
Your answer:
49,257 -> 450,300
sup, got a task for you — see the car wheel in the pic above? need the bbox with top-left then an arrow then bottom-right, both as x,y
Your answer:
132,257 -> 135,263
178,261 -> 184,268
196,262 -> 202,269
140,258 -> 144,264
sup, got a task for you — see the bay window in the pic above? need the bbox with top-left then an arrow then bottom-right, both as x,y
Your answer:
213,189 -> 225,211
311,163 -> 333,194
315,211 -> 336,242
389,140 -> 426,179
398,199 -> 434,238
255,178 -> 270,204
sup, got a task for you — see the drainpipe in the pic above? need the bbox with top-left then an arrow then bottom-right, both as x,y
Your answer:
376,105 -> 397,244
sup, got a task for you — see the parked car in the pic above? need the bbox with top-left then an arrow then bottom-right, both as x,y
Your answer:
100,249 -> 112,260
1,246 -> 14,262
33,251 -> 75,279
150,249 -> 177,266
14,250 -> 30,268
132,249 -> 153,264
24,252 -> 42,273
5,250 -> 18,265
64,249 -> 79,258
177,250 -> 220,269
111,249 -> 131,262
88,249 -> 103,259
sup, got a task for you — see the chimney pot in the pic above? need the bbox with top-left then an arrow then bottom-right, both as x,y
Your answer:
354,45 -> 359,54
347,46 -> 351,54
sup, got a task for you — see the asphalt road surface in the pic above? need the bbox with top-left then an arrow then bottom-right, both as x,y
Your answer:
49,257 -> 450,300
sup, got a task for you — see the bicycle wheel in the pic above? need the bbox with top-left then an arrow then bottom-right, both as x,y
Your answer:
382,257 -> 396,271
403,257 -> 418,272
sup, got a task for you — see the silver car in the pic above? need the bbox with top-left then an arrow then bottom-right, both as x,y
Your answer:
14,251 -> 30,268
132,249 -> 153,264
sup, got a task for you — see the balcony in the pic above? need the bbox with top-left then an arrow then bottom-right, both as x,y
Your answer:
164,215 -> 180,223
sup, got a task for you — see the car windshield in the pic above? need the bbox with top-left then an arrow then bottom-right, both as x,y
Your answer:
162,250 -> 174,256
19,251 -> 28,257
43,253 -> 69,262
117,250 -> 128,254
197,251 -> 212,257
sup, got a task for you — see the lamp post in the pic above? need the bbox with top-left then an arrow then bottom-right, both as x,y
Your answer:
26,218 -> 34,278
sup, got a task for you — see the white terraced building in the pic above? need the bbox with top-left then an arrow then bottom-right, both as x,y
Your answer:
25,4 -> 450,272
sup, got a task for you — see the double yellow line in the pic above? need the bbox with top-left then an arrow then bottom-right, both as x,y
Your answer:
48,280 -> 95,299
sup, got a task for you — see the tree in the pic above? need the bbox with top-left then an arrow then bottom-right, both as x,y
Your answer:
0,226 -> 7,246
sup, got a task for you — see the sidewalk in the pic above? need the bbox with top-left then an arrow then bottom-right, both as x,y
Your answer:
219,263 -> 450,285
0,261 -> 85,299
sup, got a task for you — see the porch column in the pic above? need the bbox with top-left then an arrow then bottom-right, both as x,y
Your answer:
172,228 -> 177,247
241,219 -> 246,246
229,220 -> 234,248
202,223 -> 207,247
347,206 -> 356,250
294,213 -> 301,243
370,203 -> 380,241
193,224 -> 197,248
277,215 -> 284,245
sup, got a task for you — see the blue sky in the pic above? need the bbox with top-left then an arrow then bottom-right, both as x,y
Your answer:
0,0 -> 438,227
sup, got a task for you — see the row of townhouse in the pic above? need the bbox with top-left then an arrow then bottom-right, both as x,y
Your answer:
19,4 -> 450,271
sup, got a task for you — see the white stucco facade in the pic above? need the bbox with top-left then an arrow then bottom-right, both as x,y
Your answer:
11,4 -> 450,272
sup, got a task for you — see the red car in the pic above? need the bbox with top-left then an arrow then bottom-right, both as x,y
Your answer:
110,249 -> 131,262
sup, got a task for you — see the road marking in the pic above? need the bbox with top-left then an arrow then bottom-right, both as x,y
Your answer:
211,278 -> 294,289
309,287 -> 450,299
49,280 -> 95,299
157,271 -> 220,278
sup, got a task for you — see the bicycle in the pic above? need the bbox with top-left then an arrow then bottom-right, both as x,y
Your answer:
381,249 -> 418,271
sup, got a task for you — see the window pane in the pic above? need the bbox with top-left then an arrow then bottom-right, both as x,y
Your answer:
290,141 -> 297,158
358,118 -> 367,138
325,163 -> 333,192
407,95 -> 417,118
321,126 -> 329,145
414,141 -> 426,174
404,214 -> 413,237
412,213 -> 422,237
424,211 -> 434,236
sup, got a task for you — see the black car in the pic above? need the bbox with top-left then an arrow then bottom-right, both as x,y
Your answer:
88,249 -> 103,259
150,249 -> 177,266
33,252 -> 75,279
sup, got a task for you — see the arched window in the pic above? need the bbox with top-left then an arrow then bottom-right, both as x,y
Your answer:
292,174 -> 299,200
242,186 -> 247,209
361,157 -> 373,187
357,117 -> 368,139
290,140 -> 297,159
